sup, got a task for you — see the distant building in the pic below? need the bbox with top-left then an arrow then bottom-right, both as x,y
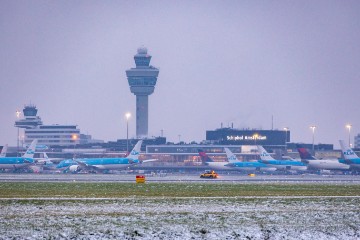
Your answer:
14,104 -> 100,147
79,134 -> 104,145
355,134 -> 360,148
286,143 -> 333,151
106,137 -> 166,152
14,104 -> 43,129
25,125 -> 80,147
206,127 -> 290,147
145,144 -> 259,164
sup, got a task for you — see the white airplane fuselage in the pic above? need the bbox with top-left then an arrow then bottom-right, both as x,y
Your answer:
266,164 -> 308,171
307,160 -> 350,170
205,162 -> 232,170
89,164 -> 132,170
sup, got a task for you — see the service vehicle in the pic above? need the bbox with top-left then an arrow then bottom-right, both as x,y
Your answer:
200,170 -> 219,178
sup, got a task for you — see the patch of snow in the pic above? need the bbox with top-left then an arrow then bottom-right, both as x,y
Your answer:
0,197 -> 359,239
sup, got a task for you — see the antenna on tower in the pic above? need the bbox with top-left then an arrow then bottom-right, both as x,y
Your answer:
271,115 -> 274,130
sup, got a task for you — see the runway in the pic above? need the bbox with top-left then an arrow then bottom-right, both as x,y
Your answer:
1,173 -> 360,183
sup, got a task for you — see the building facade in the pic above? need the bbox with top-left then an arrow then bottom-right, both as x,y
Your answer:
25,125 -> 80,147
206,128 -> 290,147
355,134 -> 360,149
142,144 -> 261,168
15,104 -> 82,147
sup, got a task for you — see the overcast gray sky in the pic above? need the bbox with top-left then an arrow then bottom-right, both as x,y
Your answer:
1,0 -> 360,148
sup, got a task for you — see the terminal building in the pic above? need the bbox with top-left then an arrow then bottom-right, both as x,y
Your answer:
14,104 -> 101,147
25,125 -> 80,147
143,128 -> 291,166
206,127 -> 290,148
136,127 -> 336,167
144,144 -> 260,167
12,105 -> 342,167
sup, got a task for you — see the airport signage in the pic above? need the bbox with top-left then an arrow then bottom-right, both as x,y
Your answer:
226,135 -> 267,141
206,129 -> 288,145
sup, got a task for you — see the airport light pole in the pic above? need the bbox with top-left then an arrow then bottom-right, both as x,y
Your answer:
125,112 -> 131,153
346,124 -> 352,147
72,134 -> 78,159
310,125 -> 316,154
16,110 -> 21,156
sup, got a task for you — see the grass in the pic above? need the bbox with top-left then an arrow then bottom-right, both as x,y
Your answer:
0,182 -> 360,198
1,183 -> 360,239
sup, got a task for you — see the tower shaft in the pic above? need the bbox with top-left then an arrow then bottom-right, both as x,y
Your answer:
136,95 -> 149,137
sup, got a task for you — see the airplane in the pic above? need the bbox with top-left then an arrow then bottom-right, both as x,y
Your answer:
0,140 -> 38,170
56,140 -> 157,173
0,144 -> 8,157
297,146 -> 350,171
339,140 -> 360,169
198,149 -> 233,170
256,145 -> 307,171
34,153 -> 58,170
224,147 -> 277,172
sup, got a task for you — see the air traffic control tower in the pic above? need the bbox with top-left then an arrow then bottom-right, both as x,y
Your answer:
126,47 -> 159,138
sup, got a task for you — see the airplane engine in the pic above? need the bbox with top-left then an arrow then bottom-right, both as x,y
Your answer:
69,165 -> 81,173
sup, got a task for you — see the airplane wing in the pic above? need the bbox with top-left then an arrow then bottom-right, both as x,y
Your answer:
224,162 -> 236,167
23,159 -> 33,164
142,159 -> 158,163
73,160 -> 100,171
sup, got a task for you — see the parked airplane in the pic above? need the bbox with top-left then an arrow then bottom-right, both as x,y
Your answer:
224,147 -> 277,172
35,153 -> 58,170
297,146 -> 350,170
56,140 -> 156,173
256,145 -> 307,171
198,149 -> 233,170
339,140 -> 360,169
0,140 -> 38,170
0,144 -> 8,157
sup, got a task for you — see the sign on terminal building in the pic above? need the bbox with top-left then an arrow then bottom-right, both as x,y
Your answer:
206,128 -> 289,146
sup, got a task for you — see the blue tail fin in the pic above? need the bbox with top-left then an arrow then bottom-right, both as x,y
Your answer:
0,144 -> 8,157
128,140 -> 142,160
22,139 -> 38,159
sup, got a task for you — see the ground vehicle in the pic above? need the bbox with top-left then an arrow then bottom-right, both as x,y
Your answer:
200,170 -> 218,178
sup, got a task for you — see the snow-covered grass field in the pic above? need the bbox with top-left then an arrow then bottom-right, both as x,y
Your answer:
1,182 -> 360,239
